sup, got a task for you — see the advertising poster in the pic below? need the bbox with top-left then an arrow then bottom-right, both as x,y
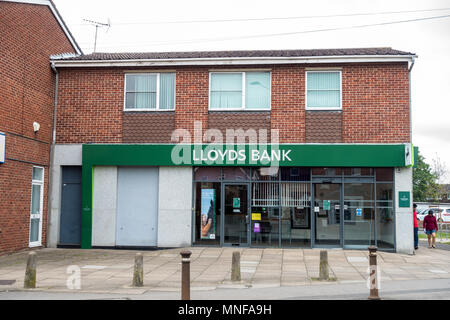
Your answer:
201,189 -> 216,239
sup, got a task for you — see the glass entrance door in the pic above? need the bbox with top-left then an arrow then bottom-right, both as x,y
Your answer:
223,184 -> 249,246
314,183 -> 341,246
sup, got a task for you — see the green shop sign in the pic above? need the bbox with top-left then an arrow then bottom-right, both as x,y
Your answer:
79,143 -> 416,249
82,143 -> 414,167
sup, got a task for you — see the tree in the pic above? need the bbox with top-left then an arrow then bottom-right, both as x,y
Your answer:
431,154 -> 449,201
413,151 -> 438,202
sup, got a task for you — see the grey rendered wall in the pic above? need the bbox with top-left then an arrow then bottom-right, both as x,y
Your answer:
395,167 -> 414,254
48,144 -> 83,248
157,167 -> 192,247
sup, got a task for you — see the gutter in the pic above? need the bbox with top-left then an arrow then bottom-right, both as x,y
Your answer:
408,56 -> 416,154
51,54 -> 417,68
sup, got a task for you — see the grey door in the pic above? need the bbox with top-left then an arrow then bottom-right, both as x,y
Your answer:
59,166 -> 82,245
116,167 -> 159,247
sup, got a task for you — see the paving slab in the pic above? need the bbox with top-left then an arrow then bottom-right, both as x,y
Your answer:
1,246 -> 450,294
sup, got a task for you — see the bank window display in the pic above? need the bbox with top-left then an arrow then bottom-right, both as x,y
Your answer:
193,182 -> 221,245
306,71 -> 341,110
209,72 -> 271,110
192,167 -> 395,250
124,73 -> 175,110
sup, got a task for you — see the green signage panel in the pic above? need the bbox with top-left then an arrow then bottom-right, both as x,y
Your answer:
398,191 -> 411,208
82,143 -> 411,168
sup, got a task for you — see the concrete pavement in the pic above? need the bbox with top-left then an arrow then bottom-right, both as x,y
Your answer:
1,244 -> 450,297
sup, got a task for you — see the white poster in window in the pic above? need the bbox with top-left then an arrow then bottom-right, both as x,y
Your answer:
201,189 -> 216,240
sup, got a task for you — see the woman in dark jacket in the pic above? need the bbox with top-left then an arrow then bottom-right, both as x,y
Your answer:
423,210 -> 438,248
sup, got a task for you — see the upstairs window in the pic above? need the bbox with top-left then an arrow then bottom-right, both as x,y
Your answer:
125,73 -> 175,110
209,72 -> 271,110
306,71 -> 341,110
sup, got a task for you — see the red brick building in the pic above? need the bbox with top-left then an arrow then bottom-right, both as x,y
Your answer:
48,49 -> 417,254
0,0 -> 81,255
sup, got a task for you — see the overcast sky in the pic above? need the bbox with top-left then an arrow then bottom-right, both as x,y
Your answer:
52,0 -> 450,183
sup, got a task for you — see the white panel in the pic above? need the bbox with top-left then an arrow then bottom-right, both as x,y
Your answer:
92,166 -> 117,247
157,167 -> 192,247
116,167 -> 159,246
394,167 -> 414,254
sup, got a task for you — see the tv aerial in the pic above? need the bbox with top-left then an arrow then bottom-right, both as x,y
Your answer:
83,18 -> 111,52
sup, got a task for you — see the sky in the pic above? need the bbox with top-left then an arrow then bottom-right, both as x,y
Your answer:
52,0 -> 450,183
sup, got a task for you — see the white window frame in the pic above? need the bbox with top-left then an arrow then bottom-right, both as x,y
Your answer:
29,166 -> 44,247
208,71 -> 272,111
305,70 -> 342,111
123,73 -> 176,111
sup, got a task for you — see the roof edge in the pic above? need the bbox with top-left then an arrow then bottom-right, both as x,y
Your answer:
51,54 -> 417,68
2,0 -> 83,54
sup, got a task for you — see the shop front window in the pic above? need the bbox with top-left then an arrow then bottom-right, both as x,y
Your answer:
281,182 -> 311,247
376,183 -> 394,249
251,207 -> 279,247
251,167 -> 279,181
194,167 -> 221,181
343,183 -> 375,246
223,167 -> 250,181
193,182 -> 221,245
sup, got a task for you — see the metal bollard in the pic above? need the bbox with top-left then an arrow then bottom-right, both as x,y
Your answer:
24,251 -> 37,289
132,252 -> 144,287
231,251 -> 241,282
368,246 -> 380,300
180,250 -> 192,300
319,250 -> 329,280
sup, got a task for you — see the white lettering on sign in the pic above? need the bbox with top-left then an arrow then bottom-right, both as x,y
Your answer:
193,148 -> 292,164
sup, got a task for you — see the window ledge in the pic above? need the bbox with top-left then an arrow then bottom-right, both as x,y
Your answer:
123,109 -> 175,112
305,108 -> 342,111
208,109 -> 271,112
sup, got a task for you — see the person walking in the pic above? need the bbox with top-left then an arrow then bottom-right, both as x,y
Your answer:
413,204 -> 419,250
423,209 -> 438,249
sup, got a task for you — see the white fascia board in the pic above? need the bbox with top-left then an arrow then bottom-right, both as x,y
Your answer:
51,54 -> 416,68
3,0 -> 82,54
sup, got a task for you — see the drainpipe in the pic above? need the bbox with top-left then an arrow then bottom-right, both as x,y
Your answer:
46,61 -> 59,248
408,56 -> 415,146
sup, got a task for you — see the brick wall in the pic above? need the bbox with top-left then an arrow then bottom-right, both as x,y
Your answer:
56,68 -> 123,143
55,63 -> 410,145
342,63 -> 410,143
271,65 -> 306,143
0,1 -> 76,255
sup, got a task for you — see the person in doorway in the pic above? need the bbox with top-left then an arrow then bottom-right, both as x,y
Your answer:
413,204 -> 419,250
423,209 -> 438,249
